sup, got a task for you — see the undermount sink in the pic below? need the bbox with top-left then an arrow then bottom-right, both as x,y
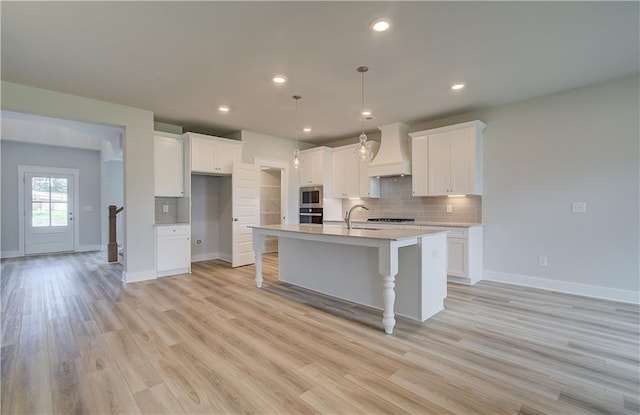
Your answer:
352,227 -> 382,231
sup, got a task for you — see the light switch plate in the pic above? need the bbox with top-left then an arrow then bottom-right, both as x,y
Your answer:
571,202 -> 586,213
162,204 -> 169,213
446,204 -> 453,213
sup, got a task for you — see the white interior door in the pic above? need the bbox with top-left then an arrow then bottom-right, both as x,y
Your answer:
25,172 -> 75,255
232,162 -> 259,267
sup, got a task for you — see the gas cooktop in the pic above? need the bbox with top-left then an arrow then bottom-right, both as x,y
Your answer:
367,218 -> 416,223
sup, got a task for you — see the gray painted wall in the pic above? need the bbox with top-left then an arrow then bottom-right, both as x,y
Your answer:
325,76 -> 639,294
101,160 -> 124,249
1,140 -> 102,252
407,76 -> 638,293
190,175 -> 221,260
2,81 -> 155,281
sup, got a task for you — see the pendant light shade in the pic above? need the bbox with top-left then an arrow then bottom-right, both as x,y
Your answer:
292,95 -> 302,170
356,66 -> 373,161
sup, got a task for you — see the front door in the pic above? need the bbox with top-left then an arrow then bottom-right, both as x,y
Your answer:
25,172 -> 75,255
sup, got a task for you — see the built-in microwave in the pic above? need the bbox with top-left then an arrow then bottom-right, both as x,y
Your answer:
300,186 -> 323,208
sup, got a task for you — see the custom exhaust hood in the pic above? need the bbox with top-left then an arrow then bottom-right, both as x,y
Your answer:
368,122 -> 411,177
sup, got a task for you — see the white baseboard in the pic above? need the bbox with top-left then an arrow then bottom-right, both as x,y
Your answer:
0,250 -> 22,259
219,252 -> 232,263
191,252 -> 220,263
448,275 -> 473,285
76,245 -> 101,253
157,267 -> 190,278
483,270 -> 640,304
122,269 -> 157,283
3,246 -> 103,258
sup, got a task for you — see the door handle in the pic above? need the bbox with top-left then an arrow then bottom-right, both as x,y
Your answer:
233,218 -> 239,222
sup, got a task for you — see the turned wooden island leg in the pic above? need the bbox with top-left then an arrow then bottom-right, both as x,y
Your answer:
253,232 -> 265,288
379,242 -> 400,334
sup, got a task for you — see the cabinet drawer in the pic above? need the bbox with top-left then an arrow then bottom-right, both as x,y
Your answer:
446,228 -> 468,238
156,226 -> 189,236
421,226 -> 468,238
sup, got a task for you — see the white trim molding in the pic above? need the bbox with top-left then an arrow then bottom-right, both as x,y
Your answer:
17,165 -> 81,256
0,250 -> 23,259
121,269 -> 156,283
484,270 -> 640,305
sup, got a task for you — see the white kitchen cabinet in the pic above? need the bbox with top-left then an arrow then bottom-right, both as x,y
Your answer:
353,221 -> 484,284
331,143 -> 380,199
421,225 -> 483,285
332,146 -> 359,198
411,135 -> 429,196
299,147 -> 327,186
154,133 -> 184,197
187,132 -> 242,175
410,120 -> 485,196
156,224 -> 190,277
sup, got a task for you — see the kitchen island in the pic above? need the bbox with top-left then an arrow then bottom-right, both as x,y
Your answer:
250,224 -> 448,334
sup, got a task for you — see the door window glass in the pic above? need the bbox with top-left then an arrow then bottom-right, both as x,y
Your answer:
31,177 -> 68,227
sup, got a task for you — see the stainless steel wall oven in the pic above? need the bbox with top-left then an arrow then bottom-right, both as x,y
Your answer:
299,186 -> 323,223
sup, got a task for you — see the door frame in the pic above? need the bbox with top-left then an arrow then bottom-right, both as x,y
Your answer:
252,157 -> 290,224
17,165 -> 80,256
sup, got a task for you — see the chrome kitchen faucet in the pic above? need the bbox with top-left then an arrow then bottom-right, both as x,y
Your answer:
345,204 -> 369,229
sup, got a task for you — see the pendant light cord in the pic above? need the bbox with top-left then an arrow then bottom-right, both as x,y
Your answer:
357,66 -> 369,140
361,69 -> 365,135
293,95 -> 301,150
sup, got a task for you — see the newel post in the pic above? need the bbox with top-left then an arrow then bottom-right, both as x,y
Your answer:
108,205 -> 124,263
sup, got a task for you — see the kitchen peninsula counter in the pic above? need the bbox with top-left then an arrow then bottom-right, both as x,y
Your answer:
250,224 -> 448,334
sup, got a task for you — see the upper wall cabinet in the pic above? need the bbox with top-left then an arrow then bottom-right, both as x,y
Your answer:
410,120 -> 486,196
299,146 -> 334,190
332,143 -> 380,199
154,132 -> 184,197
186,132 -> 243,175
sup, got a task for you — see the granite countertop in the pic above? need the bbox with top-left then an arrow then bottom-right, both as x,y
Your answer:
154,222 -> 190,226
322,220 -> 482,228
250,224 -> 447,241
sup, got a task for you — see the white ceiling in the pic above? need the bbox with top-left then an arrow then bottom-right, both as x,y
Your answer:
2,2 -> 638,144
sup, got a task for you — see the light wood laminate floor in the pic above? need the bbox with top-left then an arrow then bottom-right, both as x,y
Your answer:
1,252 -> 638,414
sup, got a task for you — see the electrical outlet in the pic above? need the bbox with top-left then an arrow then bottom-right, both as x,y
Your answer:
446,204 -> 453,213
538,256 -> 548,267
162,203 -> 169,213
571,202 -> 586,213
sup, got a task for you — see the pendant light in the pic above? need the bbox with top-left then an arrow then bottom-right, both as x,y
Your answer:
292,95 -> 302,170
356,66 -> 373,161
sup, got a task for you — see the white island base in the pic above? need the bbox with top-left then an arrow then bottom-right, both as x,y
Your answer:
251,225 -> 448,334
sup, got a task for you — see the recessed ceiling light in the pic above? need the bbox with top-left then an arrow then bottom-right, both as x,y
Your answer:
451,83 -> 465,90
370,18 -> 391,32
218,105 -> 230,112
303,127 -> 312,133
361,110 -> 372,117
272,75 -> 287,84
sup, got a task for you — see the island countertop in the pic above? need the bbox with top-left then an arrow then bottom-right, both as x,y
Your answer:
250,223 -> 449,334
323,220 -> 482,228
249,224 -> 447,241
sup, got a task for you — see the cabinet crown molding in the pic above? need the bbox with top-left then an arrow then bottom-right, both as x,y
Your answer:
182,132 -> 245,145
409,120 -> 486,138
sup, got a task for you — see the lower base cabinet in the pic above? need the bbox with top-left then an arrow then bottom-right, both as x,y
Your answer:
422,226 -> 483,285
350,221 -> 483,285
156,224 -> 191,277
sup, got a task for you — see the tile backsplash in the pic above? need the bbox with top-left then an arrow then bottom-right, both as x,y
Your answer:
341,176 -> 481,223
155,197 -> 178,224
